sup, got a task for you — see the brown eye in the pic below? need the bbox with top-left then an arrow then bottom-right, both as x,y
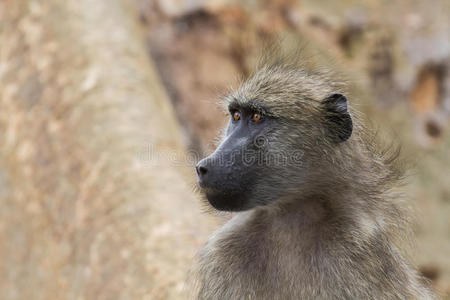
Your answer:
233,111 -> 241,121
252,112 -> 262,122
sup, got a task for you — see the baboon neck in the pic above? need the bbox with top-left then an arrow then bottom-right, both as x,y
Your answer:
274,175 -> 407,243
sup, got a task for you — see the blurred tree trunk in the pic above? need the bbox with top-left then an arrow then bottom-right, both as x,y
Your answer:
0,1 -> 215,299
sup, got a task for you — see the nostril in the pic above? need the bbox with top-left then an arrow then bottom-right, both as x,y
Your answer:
196,166 -> 208,177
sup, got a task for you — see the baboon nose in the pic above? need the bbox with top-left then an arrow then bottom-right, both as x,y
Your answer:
195,163 -> 208,177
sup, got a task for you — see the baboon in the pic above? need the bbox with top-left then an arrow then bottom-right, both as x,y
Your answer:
193,52 -> 435,299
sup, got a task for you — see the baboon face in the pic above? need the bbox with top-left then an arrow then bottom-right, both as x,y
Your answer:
196,102 -> 280,211
196,80 -> 352,212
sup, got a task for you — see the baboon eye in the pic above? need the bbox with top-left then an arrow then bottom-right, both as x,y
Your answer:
233,111 -> 241,121
252,112 -> 262,122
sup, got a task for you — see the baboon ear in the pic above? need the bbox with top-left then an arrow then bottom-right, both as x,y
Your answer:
321,93 -> 353,143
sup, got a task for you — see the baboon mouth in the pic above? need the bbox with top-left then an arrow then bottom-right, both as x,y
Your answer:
198,186 -> 220,193
197,178 -> 231,192
197,179 -> 219,192
203,189 -> 249,212
198,186 -> 232,197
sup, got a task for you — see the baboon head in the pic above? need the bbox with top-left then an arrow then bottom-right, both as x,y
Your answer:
196,65 -> 353,211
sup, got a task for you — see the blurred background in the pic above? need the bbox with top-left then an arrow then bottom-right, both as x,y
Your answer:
0,0 -> 449,299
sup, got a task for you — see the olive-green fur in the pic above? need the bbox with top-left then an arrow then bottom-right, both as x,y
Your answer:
194,51 -> 435,300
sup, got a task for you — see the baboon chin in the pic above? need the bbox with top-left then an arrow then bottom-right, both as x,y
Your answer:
203,190 -> 249,211
193,54 -> 435,299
